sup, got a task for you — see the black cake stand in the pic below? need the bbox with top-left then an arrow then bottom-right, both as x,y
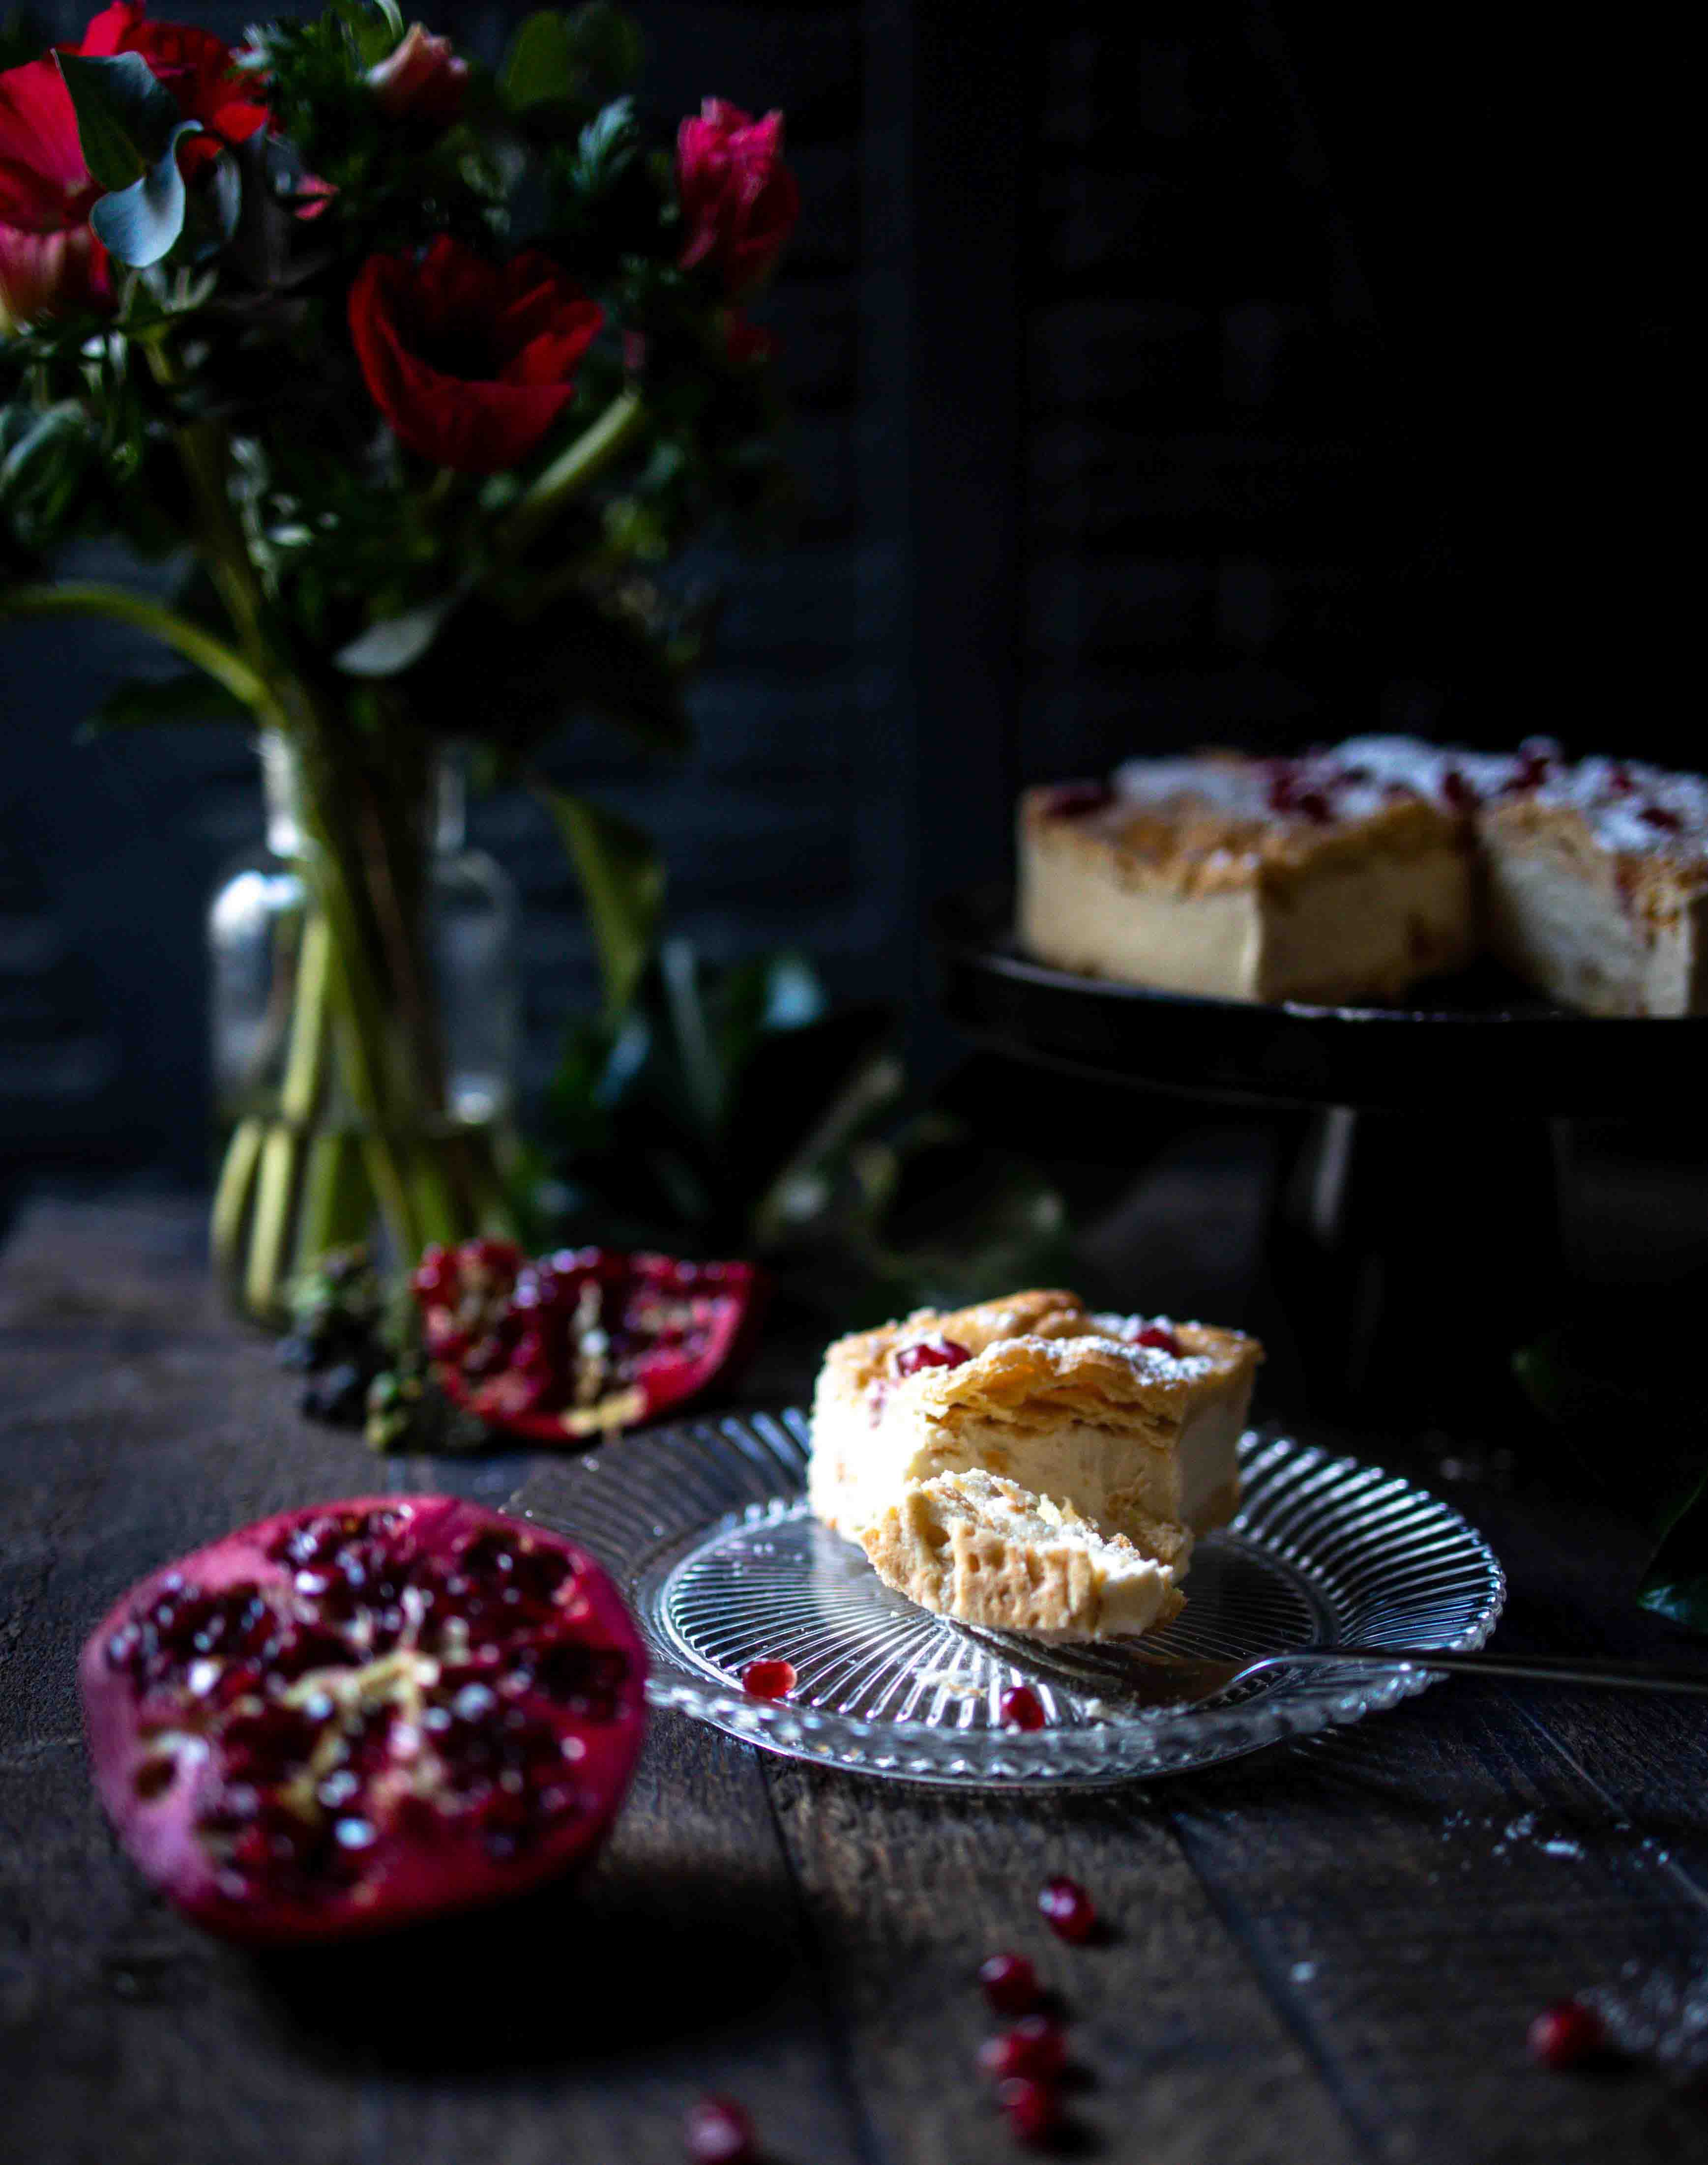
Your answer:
932,884 -> 1706,1414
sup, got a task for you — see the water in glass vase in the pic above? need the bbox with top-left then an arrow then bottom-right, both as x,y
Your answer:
208,733 -> 519,1322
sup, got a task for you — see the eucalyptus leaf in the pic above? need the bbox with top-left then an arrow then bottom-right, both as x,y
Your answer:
334,595 -> 458,677
90,120 -> 202,268
58,51 -> 184,191
536,786 -> 664,1019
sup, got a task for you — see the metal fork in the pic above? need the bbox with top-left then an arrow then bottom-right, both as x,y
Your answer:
1101,1644 -> 1708,1712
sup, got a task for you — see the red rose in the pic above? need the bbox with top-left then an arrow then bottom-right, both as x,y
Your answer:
0,51 -> 110,320
676,99 -> 797,299
367,23 -> 468,131
78,2 -> 268,177
349,235 -> 603,474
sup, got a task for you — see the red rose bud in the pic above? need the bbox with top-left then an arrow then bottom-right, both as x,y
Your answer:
76,3 -> 269,178
349,235 -> 602,474
677,99 -> 798,299
0,220 -> 110,330
367,23 -> 469,131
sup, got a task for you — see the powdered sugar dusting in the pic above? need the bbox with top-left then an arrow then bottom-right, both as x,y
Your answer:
1535,755 -> 1708,863
1087,1314 -> 1214,1379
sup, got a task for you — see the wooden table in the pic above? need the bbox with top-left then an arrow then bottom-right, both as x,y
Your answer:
3,1197 -> 1706,2164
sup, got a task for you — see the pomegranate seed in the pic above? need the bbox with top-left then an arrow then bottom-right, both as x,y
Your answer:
1641,803 -> 1681,831
1042,781 -> 1114,820
978,1951 -> 1042,2016
1528,2000 -> 1606,2070
1038,1875 -> 1097,1944
683,2095 -> 756,2164
1133,1322 -> 1180,1356
1606,764 -> 1634,795
739,1659 -> 796,1701
1440,767 -> 1478,812
896,1336 -> 972,1377
1293,789 -> 1333,823
997,2075 -> 1063,2146
1000,1685 -> 1047,1731
980,2015 -> 1068,2082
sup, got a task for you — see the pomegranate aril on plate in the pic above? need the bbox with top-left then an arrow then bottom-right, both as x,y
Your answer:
979,1950 -> 1042,2016
999,1685 -> 1046,1731
895,1335 -> 972,1377
1528,1999 -> 1607,2070
1038,1874 -> 1097,1944
683,2095 -> 756,2164
739,1658 -> 797,1701
79,1496 -> 648,1945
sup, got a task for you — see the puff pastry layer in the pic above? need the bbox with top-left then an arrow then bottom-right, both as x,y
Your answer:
809,1289 -> 1260,1641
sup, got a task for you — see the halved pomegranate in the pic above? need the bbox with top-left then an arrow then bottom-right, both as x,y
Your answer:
80,1496 -> 648,1946
412,1241 -> 766,1444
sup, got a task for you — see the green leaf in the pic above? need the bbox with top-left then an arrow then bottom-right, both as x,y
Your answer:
498,11 -> 578,112
499,4 -> 644,115
58,51 -> 184,191
1638,1466 -> 1708,1636
89,673 -> 250,729
90,120 -> 202,268
567,95 -> 639,196
335,595 -> 457,677
536,786 -> 664,1019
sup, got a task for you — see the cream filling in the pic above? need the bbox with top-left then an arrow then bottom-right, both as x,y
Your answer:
1019,826 -> 1474,1003
1483,846 -> 1707,1017
809,1381 -> 1249,1549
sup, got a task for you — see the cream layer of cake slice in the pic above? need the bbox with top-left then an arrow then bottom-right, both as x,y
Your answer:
860,1468 -> 1190,1640
1477,757 -> 1708,1017
807,1289 -> 1261,1558
1016,744 -> 1485,1005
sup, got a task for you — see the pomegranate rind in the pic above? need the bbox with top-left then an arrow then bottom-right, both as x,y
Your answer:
418,1244 -> 768,1445
79,1495 -> 648,1947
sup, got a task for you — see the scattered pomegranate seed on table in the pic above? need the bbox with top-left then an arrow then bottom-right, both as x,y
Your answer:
978,1951 -> 1041,2015
739,1658 -> 797,1701
979,2015 -> 1068,2082
1528,1999 -> 1607,2069
1000,1684 -> 1046,1730
1038,1874 -> 1098,1944
997,2074 -> 1063,2146
683,2094 -> 756,2164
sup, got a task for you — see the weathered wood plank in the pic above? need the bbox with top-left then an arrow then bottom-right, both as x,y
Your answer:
0,1201 -> 863,2165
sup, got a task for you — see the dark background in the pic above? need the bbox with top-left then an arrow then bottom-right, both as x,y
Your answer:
0,1 -> 1692,1197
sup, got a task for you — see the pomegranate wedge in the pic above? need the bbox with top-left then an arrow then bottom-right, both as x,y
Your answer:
412,1240 -> 765,1443
81,1497 -> 647,1945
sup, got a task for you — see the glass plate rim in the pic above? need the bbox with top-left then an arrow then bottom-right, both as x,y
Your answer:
516,1411 -> 1507,1785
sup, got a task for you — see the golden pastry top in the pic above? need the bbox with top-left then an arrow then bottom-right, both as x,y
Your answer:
816,1288 -> 1261,1428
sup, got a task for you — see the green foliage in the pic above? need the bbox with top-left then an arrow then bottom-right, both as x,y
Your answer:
536,787 -> 665,1018
58,51 -> 186,192
499,5 -> 645,123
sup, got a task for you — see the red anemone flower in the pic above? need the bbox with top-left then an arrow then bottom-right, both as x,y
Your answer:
78,3 -> 268,176
349,235 -> 604,474
0,51 -> 102,232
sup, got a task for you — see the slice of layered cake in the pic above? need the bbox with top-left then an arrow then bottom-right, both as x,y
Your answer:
809,1290 -> 1261,1640
1018,733 -> 1708,1015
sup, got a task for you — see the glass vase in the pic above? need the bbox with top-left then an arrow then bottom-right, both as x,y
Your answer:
208,730 -> 519,1324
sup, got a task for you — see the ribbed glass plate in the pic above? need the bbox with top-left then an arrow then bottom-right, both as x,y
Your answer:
513,1411 -> 1504,1787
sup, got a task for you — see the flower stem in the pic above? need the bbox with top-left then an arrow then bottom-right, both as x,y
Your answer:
0,583 -> 283,722
495,387 -> 647,565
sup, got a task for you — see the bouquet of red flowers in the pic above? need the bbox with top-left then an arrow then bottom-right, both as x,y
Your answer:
0,1 -> 796,1317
